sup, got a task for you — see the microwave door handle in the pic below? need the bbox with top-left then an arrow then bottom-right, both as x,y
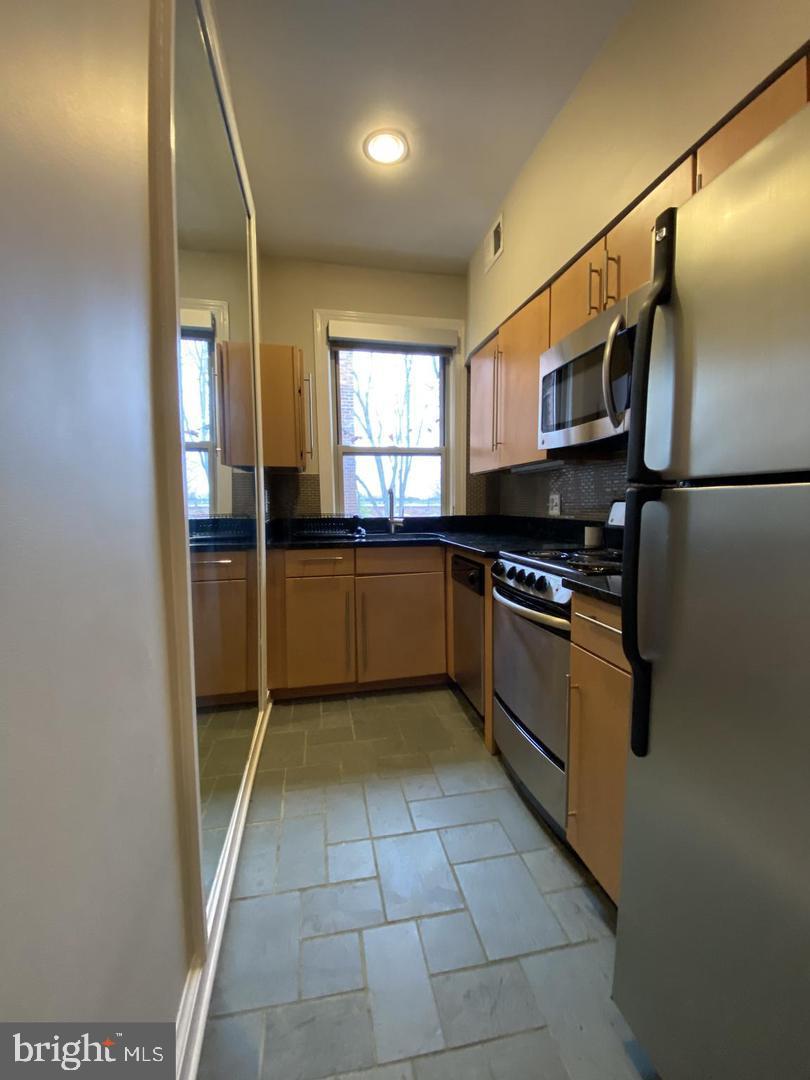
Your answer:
627,206 -> 676,485
601,312 -> 625,429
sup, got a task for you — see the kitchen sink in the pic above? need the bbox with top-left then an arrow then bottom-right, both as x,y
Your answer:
367,531 -> 443,542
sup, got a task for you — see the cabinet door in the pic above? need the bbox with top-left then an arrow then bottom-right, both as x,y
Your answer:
567,644 -> 631,902
261,343 -> 304,469
285,575 -> 355,688
191,578 -> 248,697
218,341 -> 255,468
469,335 -> 500,474
549,239 -> 606,346
357,572 -> 445,683
696,59 -> 808,191
604,158 -> 694,302
497,290 -> 550,468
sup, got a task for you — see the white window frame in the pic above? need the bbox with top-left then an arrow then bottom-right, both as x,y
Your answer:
332,345 -> 449,518
312,309 -> 467,515
180,297 -> 232,514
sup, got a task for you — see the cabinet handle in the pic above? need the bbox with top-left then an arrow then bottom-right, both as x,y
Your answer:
301,556 -> 344,563
604,251 -> 621,305
491,349 -> 498,452
567,679 -> 581,826
195,558 -> 233,565
303,375 -> 315,458
360,594 -> 368,675
494,348 -> 503,448
587,262 -> 603,315
574,611 -> 622,635
344,590 -> 352,675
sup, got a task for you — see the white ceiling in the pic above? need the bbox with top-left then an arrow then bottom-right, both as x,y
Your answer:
209,0 -> 633,272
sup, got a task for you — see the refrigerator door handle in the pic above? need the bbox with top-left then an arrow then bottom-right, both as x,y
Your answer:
622,484 -> 662,757
627,206 -> 677,485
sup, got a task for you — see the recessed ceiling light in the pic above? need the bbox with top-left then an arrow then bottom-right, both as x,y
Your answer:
363,129 -> 409,165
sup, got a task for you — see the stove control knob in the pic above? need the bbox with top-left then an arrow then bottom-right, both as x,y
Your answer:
506,565 -> 517,580
535,575 -> 547,591
525,572 -> 537,588
516,568 -> 526,584
492,560 -> 505,576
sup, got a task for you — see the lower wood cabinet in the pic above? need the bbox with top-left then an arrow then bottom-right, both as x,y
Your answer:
356,571 -> 445,683
285,575 -> 355,688
191,577 -> 249,698
567,642 -> 631,903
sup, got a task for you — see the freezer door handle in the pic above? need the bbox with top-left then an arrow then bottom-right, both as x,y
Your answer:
622,484 -> 662,757
626,207 -> 676,486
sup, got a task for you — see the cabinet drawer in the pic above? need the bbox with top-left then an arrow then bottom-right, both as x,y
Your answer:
191,550 -> 247,581
356,546 -> 444,575
284,548 -> 355,577
571,594 -> 628,672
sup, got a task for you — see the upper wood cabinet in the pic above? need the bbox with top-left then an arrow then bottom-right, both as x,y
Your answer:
697,59 -> 809,191
497,290 -> 550,469
567,642 -> 631,903
219,341 -> 306,469
285,575 -> 355,688
604,158 -> 694,303
356,570 -> 445,683
469,334 -> 500,474
549,239 -> 606,347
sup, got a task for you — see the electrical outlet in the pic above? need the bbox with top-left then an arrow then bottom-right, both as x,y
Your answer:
549,493 -> 561,516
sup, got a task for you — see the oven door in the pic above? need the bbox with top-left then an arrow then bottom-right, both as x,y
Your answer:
538,293 -> 638,451
492,587 -> 569,763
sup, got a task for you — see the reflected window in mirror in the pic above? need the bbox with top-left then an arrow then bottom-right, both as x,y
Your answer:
180,326 -> 216,518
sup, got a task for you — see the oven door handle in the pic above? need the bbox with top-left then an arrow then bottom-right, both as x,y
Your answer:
493,588 -> 571,632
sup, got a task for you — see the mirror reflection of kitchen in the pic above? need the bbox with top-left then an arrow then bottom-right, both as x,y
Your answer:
175,0 -> 261,900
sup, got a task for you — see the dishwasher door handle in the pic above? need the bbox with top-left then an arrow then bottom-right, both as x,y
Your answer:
493,589 -> 571,633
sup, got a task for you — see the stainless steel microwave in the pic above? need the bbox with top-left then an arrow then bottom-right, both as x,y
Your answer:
538,285 -> 646,451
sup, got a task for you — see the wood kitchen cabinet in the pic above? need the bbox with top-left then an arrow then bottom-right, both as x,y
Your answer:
356,570 -> 445,683
191,577 -> 249,698
285,575 -> 355,688
497,290 -> 550,468
567,642 -> 631,903
219,341 -> 307,469
469,334 -> 500,474
549,239 -> 606,347
603,158 -> 694,303
696,58 -> 808,192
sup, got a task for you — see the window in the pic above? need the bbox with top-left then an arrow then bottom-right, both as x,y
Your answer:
180,328 -> 216,518
334,346 -> 446,517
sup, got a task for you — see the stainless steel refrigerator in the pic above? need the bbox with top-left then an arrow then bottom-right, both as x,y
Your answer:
614,105 -> 810,1080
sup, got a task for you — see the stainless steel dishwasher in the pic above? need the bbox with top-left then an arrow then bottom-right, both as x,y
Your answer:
451,555 -> 484,714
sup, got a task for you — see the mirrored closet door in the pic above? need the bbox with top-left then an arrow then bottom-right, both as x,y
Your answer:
174,0 -> 264,904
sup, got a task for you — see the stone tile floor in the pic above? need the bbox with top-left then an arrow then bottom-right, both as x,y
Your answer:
199,687 -> 657,1080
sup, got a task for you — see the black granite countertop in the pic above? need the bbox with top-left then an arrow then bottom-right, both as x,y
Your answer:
563,574 -> 622,607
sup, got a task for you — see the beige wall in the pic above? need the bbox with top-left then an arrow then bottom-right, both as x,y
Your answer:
1,1 -> 189,1020
179,247 -> 251,340
467,0 -> 810,348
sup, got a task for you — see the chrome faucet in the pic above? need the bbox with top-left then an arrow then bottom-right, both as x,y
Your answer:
387,487 -> 403,534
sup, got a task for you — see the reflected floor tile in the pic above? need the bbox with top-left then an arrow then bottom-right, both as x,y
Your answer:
439,821 -> 514,864
364,921 -> 444,1063
198,1012 -> 263,1080
328,839 -> 375,883
210,892 -> 300,1015
413,1029 -> 570,1080
262,991 -> 375,1080
374,832 -> 462,920
418,912 -> 485,974
202,774 -> 241,829
456,856 -> 567,960
201,827 -> 228,897
301,932 -> 363,999
431,960 -> 545,1048
201,734 -> 253,778
301,879 -> 385,937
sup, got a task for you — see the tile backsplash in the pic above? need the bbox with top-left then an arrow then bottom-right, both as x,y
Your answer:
497,455 -> 627,520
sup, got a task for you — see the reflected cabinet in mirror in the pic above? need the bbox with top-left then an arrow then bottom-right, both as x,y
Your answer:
175,0 -> 263,903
